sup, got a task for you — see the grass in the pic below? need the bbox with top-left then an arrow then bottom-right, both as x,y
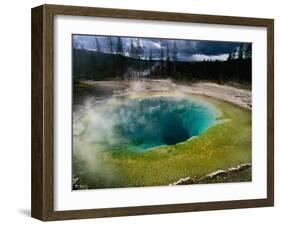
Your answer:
73,94 -> 251,189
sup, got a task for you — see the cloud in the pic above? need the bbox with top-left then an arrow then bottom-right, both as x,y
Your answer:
186,53 -> 229,62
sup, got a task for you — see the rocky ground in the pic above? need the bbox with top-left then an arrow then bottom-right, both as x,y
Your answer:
75,79 -> 251,110
170,163 -> 252,186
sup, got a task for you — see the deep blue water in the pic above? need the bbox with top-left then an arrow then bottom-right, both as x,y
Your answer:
110,96 -> 219,151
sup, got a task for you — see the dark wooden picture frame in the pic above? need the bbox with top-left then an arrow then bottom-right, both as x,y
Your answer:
31,4 -> 274,221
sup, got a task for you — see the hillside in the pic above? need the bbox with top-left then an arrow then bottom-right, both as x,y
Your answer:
73,49 -> 251,85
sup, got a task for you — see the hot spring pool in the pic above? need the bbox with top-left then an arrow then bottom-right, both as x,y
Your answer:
74,96 -> 220,152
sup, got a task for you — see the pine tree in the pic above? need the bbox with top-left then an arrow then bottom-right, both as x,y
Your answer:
166,44 -> 171,76
160,40 -> 164,72
116,37 -> 124,55
238,44 -> 243,59
73,39 -> 79,49
172,41 -> 178,74
95,37 -> 101,52
130,39 -> 136,57
166,44 -> 170,62
136,38 -> 144,76
136,38 -> 144,59
73,39 -> 80,80
172,41 -> 178,62
149,48 -> 153,62
107,37 -> 113,54
245,44 -> 252,59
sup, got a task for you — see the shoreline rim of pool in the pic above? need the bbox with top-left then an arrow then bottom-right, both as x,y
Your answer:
73,95 -> 222,152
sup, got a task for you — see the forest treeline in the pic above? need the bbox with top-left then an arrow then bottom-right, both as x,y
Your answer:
73,47 -> 251,85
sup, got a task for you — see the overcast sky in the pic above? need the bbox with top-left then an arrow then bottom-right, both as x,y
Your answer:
73,34 -> 250,62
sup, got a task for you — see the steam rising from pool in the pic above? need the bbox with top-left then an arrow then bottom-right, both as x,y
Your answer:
74,96 -> 220,153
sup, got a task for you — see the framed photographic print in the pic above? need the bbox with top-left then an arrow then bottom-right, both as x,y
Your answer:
31,4 -> 274,221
